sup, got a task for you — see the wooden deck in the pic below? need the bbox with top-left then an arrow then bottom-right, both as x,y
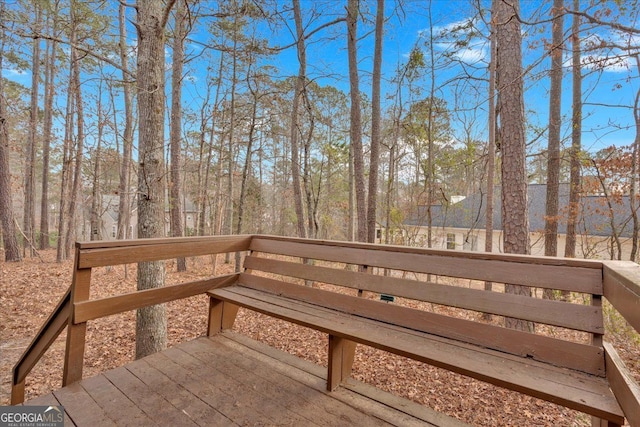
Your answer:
21,331 -> 467,427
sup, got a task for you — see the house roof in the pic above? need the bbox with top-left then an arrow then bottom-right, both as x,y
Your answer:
405,183 -> 636,238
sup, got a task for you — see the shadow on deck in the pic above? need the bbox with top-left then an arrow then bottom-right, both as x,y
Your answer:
22,331 -> 464,427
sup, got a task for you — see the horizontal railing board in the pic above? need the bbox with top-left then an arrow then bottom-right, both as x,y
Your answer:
237,274 -> 605,376
604,342 -> 640,427
73,274 -> 240,323
210,285 -> 620,420
78,235 -> 252,268
13,289 -> 71,388
252,235 -> 603,268
76,234 -> 253,250
602,261 -> 640,334
244,256 -> 604,334
250,237 -> 603,294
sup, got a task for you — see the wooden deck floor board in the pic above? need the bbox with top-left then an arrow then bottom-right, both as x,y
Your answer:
219,332 -> 468,427
125,358 -> 236,426
184,336 -> 391,427
76,374 -> 156,427
146,350 -> 266,426
102,365 -> 200,427
166,344 -> 316,426
52,382 -> 118,427
22,389 -> 76,426
24,332 -> 468,426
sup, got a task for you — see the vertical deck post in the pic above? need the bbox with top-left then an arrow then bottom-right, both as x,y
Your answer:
62,245 -> 92,386
207,298 -> 239,336
10,379 -> 25,405
327,335 -> 356,391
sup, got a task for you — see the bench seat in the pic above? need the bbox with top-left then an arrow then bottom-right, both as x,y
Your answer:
208,274 -> 624,424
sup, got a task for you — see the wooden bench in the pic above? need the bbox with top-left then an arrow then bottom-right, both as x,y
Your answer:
11,234 -> 639,425
207,235 -> 638,426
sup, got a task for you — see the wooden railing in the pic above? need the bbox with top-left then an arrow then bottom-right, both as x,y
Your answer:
11,235 -> 252,404
10,235 -> 640,426
602,261 -> 640,426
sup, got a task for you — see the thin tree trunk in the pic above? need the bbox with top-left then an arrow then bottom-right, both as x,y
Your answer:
170,0 -> 188,271
0,4 -> 21,261
117,2 -> 134,240
90,81 -> 104,241
40,3 -> 58,250
236,84 -> 257,264
630,73 -> 640,261
367,0 -> 384,243
199,52 -> 225,237
225,14 -> 238,265
565,0 -> 582,263
483,8 -> 497,311
495,0 -> 533,332
134,0 -> 176,359
347,0 -> 366,242
24,4 -> 42,257
543,0 -> 564,300
426,2 -> 437,249
56,57 -> 75,262
290,0 -> 307,238
64,5 -> 85,255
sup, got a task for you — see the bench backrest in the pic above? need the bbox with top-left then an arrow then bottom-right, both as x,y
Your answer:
244,235 -> 605,376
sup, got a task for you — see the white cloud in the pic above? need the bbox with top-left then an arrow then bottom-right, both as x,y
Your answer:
434,40 -> 487,64
428,19 -> 475,39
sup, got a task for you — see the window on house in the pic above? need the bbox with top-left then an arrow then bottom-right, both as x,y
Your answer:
112,225 -> 116,238
446,233 -> 456,250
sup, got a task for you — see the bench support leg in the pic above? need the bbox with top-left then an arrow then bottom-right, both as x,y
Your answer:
327,335 -> 356,391
591,417 -> 622,427
208,298 -> 239,336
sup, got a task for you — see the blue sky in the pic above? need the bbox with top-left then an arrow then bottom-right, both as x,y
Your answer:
3,0 -> 639,156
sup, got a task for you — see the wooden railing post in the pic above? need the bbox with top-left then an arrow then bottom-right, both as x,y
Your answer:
62,245 -> 92,386
327,335 -> 356,391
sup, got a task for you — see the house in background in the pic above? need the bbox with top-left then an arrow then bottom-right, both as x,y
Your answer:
404,184 -> 636,260
84,195 -> 199,241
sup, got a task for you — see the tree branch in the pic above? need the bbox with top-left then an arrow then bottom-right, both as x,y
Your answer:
0,24 -> 136,78
565,8 -> 640,35
161,0 -> 178,29
269,17 -> 345,52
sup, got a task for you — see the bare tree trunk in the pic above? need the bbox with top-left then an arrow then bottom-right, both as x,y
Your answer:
631,71 -> 640,261
565,0 -> 582,262
290,0 -> 307,238
543,0 -> 564,300
40,3 -> 58,250
426,1 -> 436,249
347,0 -> 367,242
24,4 -> 42,257
198,52 -> 224,237
134,0 -> 175,359
90,80 -> 104,241
495,0 -> 533,332
170,0 -> 188,271
224,14 -> 238,264
483,8 -> 497,305
117,2 -> 134,240
64,5 -> 85,255
0,6 -> 21,261
56,56 -> 75,262
367,0 -> 384,243
236,75 -> 258,266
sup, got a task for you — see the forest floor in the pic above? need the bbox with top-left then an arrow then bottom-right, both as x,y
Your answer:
1,249 -> 639,426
